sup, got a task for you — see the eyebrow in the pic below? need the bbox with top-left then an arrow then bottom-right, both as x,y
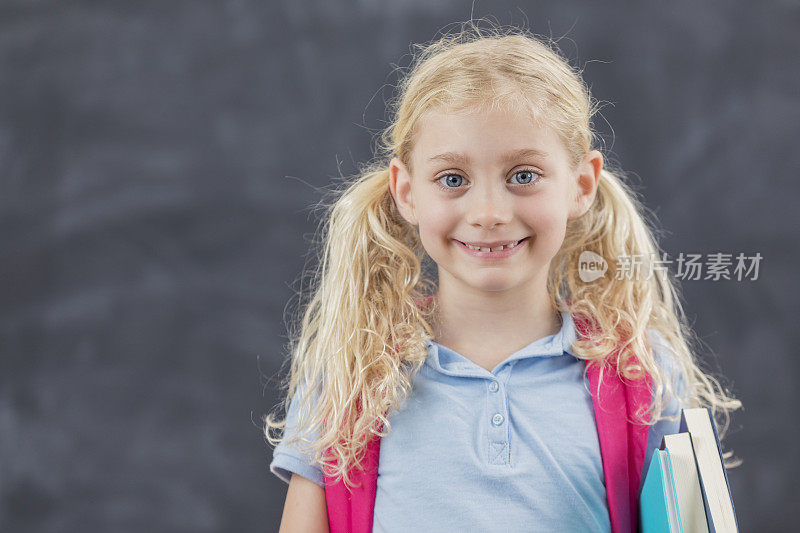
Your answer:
426,148 -> 550,166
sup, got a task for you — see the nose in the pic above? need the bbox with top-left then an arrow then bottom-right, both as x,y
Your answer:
465,183 -> 513,229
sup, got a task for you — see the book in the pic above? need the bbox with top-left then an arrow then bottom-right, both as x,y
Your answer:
641,448 -> 683,533
660,433 -> 709,533
640,408 -> 739,533
679,408 -> 739,533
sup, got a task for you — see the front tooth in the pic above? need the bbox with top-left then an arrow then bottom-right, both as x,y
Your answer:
466,242 -> 519,252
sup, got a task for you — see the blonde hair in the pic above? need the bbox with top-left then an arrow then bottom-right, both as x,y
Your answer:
264,20 -> 742,488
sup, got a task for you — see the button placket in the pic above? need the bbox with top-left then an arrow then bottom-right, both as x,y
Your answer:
487,365 -> 511,466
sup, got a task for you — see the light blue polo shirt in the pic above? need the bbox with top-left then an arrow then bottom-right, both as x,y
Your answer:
270,312 -> 686,532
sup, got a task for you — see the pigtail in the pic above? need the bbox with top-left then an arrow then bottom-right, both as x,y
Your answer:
264,164 -> 436,488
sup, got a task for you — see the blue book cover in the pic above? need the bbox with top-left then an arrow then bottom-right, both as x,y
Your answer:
640,448 -> 683,533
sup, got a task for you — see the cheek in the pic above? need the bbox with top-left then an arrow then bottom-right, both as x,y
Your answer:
523,202 -> 569,244
525,199 -> 564,227
415,201 -> 455,241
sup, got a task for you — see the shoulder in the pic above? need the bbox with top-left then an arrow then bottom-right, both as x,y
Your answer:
269,377 -> 326,487
645,329 -> 680,376
644,327 -> 689,411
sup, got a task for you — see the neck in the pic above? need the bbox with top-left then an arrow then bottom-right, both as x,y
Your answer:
431,274 -> 562,370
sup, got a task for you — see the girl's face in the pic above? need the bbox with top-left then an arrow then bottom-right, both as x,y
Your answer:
389,104 -> 602,296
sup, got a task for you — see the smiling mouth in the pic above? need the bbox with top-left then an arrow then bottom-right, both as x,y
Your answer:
455,237 -> 528,252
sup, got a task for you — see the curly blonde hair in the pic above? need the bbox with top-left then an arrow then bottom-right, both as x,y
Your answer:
264,19 -> 742,488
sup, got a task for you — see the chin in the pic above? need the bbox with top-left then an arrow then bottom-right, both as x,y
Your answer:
468,276 -> 520,293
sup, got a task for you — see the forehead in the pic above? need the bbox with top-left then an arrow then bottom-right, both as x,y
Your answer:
410,103 -> 564,164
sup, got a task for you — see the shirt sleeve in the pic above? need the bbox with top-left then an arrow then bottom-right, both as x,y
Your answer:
269,379 -> 325,488
640,328 -> 689,492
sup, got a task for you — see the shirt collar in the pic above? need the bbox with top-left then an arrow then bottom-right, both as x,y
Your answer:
425,311 -> 579,375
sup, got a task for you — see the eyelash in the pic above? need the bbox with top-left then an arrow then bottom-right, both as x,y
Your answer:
433,169 -> 544,192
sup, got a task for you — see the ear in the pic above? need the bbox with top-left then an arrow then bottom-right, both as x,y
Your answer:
569,149 -> 603,220
388,156 -> 418,226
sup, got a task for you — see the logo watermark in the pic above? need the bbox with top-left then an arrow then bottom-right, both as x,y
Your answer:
578,252 -> 762,282
578,251 -> 608,282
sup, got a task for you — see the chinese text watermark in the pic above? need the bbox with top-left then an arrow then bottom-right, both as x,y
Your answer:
578,252 -> 762,282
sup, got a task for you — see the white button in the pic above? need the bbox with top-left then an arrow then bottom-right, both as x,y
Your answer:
491,413 -> 504,426
488,381 -> 499,392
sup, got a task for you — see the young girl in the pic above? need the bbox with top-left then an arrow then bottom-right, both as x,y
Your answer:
264,22 -> 741,533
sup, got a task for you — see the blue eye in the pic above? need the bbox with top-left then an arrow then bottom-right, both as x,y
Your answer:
511,170 -> 538,185
438,174 -> 464,188
434,169 -> 542,192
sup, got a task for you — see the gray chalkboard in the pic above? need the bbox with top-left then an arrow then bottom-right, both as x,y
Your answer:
1,1 -> 797,531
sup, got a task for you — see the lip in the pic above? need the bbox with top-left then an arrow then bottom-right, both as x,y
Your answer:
455,237 -> 529,258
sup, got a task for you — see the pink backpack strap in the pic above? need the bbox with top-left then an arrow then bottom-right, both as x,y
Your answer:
576,313 -> 652,533
324,434 -> 381,533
